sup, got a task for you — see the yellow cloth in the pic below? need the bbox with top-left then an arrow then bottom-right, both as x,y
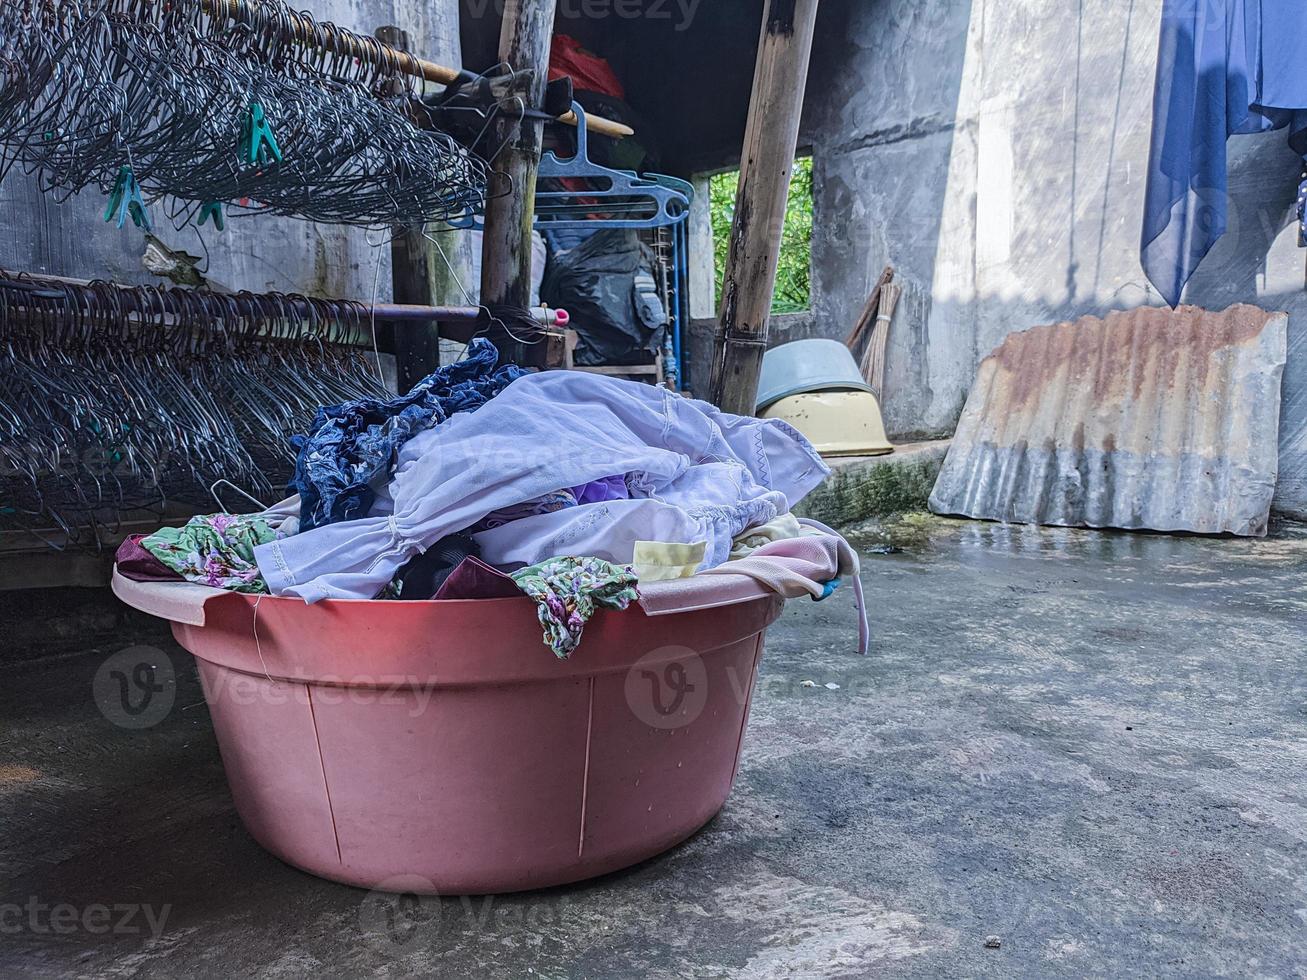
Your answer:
632,540 -> 707,582
729,513 -> 814,560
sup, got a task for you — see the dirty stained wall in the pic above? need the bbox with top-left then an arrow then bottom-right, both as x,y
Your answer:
0,0 -> 465,302
791,0 -> 1307,516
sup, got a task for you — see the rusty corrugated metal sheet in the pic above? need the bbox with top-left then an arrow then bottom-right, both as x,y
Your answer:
929,304 -> 1287,536
1273,316 -> 1307,519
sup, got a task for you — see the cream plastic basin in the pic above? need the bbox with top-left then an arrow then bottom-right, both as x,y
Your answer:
762,390 -> 894,457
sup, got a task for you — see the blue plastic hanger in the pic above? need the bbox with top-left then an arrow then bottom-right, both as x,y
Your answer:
463,102 -> 690,230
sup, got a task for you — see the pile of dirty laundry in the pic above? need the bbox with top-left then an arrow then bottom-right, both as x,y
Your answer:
117,340 -> 864,659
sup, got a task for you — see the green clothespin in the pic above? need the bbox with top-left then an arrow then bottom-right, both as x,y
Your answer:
103,166 -> 151,232
198,201 -> 226,231
115,421 -> 132,464
244,103 -> 282,167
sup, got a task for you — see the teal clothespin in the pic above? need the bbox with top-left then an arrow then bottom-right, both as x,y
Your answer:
198,201 -> 226,231
244,102 -> 282,167
103,166 -> 151,232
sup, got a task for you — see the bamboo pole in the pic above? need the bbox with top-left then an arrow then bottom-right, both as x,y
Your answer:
0,273 -> 565,324
708,0 -> 822,415
478,0 -> 557,368
201,0 -> 632,138
377,25 -> 440,391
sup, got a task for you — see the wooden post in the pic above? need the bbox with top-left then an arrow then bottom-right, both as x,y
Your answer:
478,0 -> 556,367
708,0 -> 821,414
377,25 -> 440,392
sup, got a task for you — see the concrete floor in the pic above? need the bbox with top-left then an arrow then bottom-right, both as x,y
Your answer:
2,515 -> 1306,978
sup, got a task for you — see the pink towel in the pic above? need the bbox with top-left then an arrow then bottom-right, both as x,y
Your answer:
639,520 -> 868,655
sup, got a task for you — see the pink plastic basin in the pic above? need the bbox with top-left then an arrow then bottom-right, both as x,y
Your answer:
167,589 -> 784,894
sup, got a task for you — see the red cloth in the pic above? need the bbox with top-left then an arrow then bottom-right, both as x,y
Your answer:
549,35 -> 624,99
433,556 -> 522,600
114,534 -> 184,583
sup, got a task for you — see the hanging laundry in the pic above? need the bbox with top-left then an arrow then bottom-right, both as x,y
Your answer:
142,513 -> 285,594
510,556 -> 639,659
289,338 -> 527,531
1142,0 -> 1307,306
255,372 -> 829,602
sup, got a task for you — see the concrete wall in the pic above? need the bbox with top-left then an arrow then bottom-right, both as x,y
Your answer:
0,0 -> 466,303
770,0 -> 1306,514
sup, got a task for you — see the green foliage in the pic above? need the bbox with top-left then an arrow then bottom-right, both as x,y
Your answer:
710,155 -> 813,315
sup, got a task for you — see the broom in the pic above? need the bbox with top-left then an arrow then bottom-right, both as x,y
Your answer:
859,279 -> 900,401
843,265 -> 894,354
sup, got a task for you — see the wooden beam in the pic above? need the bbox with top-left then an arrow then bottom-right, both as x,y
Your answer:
478,0 -> 557,367
708,0 -> 822,415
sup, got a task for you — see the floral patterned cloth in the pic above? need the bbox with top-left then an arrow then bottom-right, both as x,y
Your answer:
510,556 -> 639,659
141,513 -> 284,594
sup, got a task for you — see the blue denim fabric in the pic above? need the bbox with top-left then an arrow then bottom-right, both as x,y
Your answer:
290,339 -> 527,530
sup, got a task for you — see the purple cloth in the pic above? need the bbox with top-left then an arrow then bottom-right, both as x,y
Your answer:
114,534 -> 184,583
469,490 -> 576,533
571,475 -> 629,505
433,556 -> 523,600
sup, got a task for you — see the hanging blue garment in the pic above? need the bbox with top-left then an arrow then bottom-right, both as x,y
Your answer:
1142,0 -> 1307,307
289,339 -> 528,531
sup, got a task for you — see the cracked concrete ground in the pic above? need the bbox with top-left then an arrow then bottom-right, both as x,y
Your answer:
2,515 -> 1306,978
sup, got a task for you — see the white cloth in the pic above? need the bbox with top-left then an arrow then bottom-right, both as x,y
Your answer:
472,462 -> 789,569
729,512 -> 812,558
256,372 -> 829,602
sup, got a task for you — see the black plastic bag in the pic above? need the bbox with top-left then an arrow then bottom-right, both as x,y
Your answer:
541,229 -> 666,366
